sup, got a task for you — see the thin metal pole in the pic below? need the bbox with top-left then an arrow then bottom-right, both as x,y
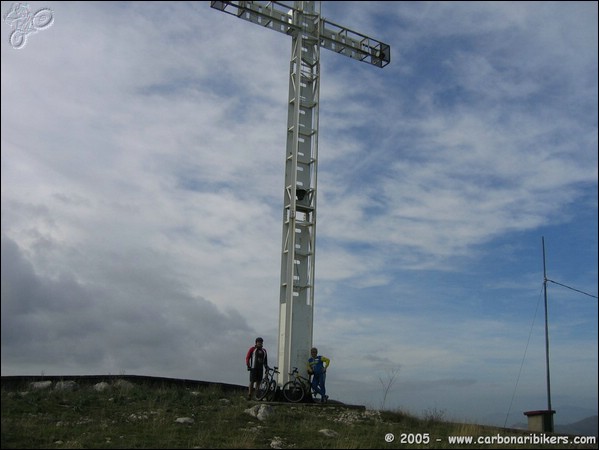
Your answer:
542,236 -> 554,431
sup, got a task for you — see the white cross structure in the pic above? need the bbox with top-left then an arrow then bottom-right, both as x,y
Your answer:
211,1 -> 390,385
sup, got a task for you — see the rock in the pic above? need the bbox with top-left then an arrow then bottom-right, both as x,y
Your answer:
30,381 -> 52,390
319,428 -> 339,437
245,404 -> 274,421
94,382 -> 111,392
175,417 -> 195,425
55,381 -> 78,391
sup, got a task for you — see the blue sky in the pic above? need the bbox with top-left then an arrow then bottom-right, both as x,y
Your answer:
1,1 -> 597,428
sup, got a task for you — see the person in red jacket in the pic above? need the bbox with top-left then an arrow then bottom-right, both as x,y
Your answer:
245,337 -> 268,400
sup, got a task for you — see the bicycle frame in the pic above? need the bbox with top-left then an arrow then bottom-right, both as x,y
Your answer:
293,372 -> 312,392
256,366 -> 279,401
282,367 -> 317,403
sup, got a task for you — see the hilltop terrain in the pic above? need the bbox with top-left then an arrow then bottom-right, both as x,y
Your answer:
1,375 -> 597,449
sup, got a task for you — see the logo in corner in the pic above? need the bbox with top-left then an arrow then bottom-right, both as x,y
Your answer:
4,3 -> 54,49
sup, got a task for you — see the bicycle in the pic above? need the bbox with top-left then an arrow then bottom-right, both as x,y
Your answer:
282,367 -> 316,403
255,366 -> 280,401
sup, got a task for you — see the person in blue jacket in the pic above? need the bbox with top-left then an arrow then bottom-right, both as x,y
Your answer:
307,347 -> 330,403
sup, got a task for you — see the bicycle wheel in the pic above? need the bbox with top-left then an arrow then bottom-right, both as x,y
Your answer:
265,379 -> 277,401
282,380 -> 304,403
255,377 -> 270,401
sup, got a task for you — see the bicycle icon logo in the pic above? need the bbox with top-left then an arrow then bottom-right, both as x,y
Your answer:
4,3 -> 54,49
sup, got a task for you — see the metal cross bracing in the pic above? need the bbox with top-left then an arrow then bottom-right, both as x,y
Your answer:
210,1 -> 390,385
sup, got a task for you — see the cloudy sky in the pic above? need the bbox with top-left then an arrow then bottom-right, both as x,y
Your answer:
2,1 -> 597,427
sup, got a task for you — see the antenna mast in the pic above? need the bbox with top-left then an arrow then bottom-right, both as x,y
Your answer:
541,236 -> 554,432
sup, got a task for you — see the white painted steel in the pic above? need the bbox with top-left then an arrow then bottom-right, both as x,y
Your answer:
210,0 -> 390,386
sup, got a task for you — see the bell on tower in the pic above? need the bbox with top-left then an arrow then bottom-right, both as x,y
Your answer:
296,187 -> 312,212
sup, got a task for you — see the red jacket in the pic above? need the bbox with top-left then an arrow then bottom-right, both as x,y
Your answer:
246,346 -> 268,370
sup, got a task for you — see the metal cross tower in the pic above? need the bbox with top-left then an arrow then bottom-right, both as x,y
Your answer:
211,1 -> 390,384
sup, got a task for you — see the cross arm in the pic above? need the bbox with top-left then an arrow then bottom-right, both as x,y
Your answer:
320,17 -> 390,68
210,1 -> 390,68
211,1 -> 297,35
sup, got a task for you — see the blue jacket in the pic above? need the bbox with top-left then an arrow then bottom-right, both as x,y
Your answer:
307,355 -> 330,375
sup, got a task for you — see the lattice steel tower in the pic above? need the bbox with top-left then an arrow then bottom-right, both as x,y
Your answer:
211,1 -> 390,384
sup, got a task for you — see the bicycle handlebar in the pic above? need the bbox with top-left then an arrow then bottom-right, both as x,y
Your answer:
288,367 -> 312,382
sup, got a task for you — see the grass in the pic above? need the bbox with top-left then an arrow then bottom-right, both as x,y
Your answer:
1,378 -> 596,449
